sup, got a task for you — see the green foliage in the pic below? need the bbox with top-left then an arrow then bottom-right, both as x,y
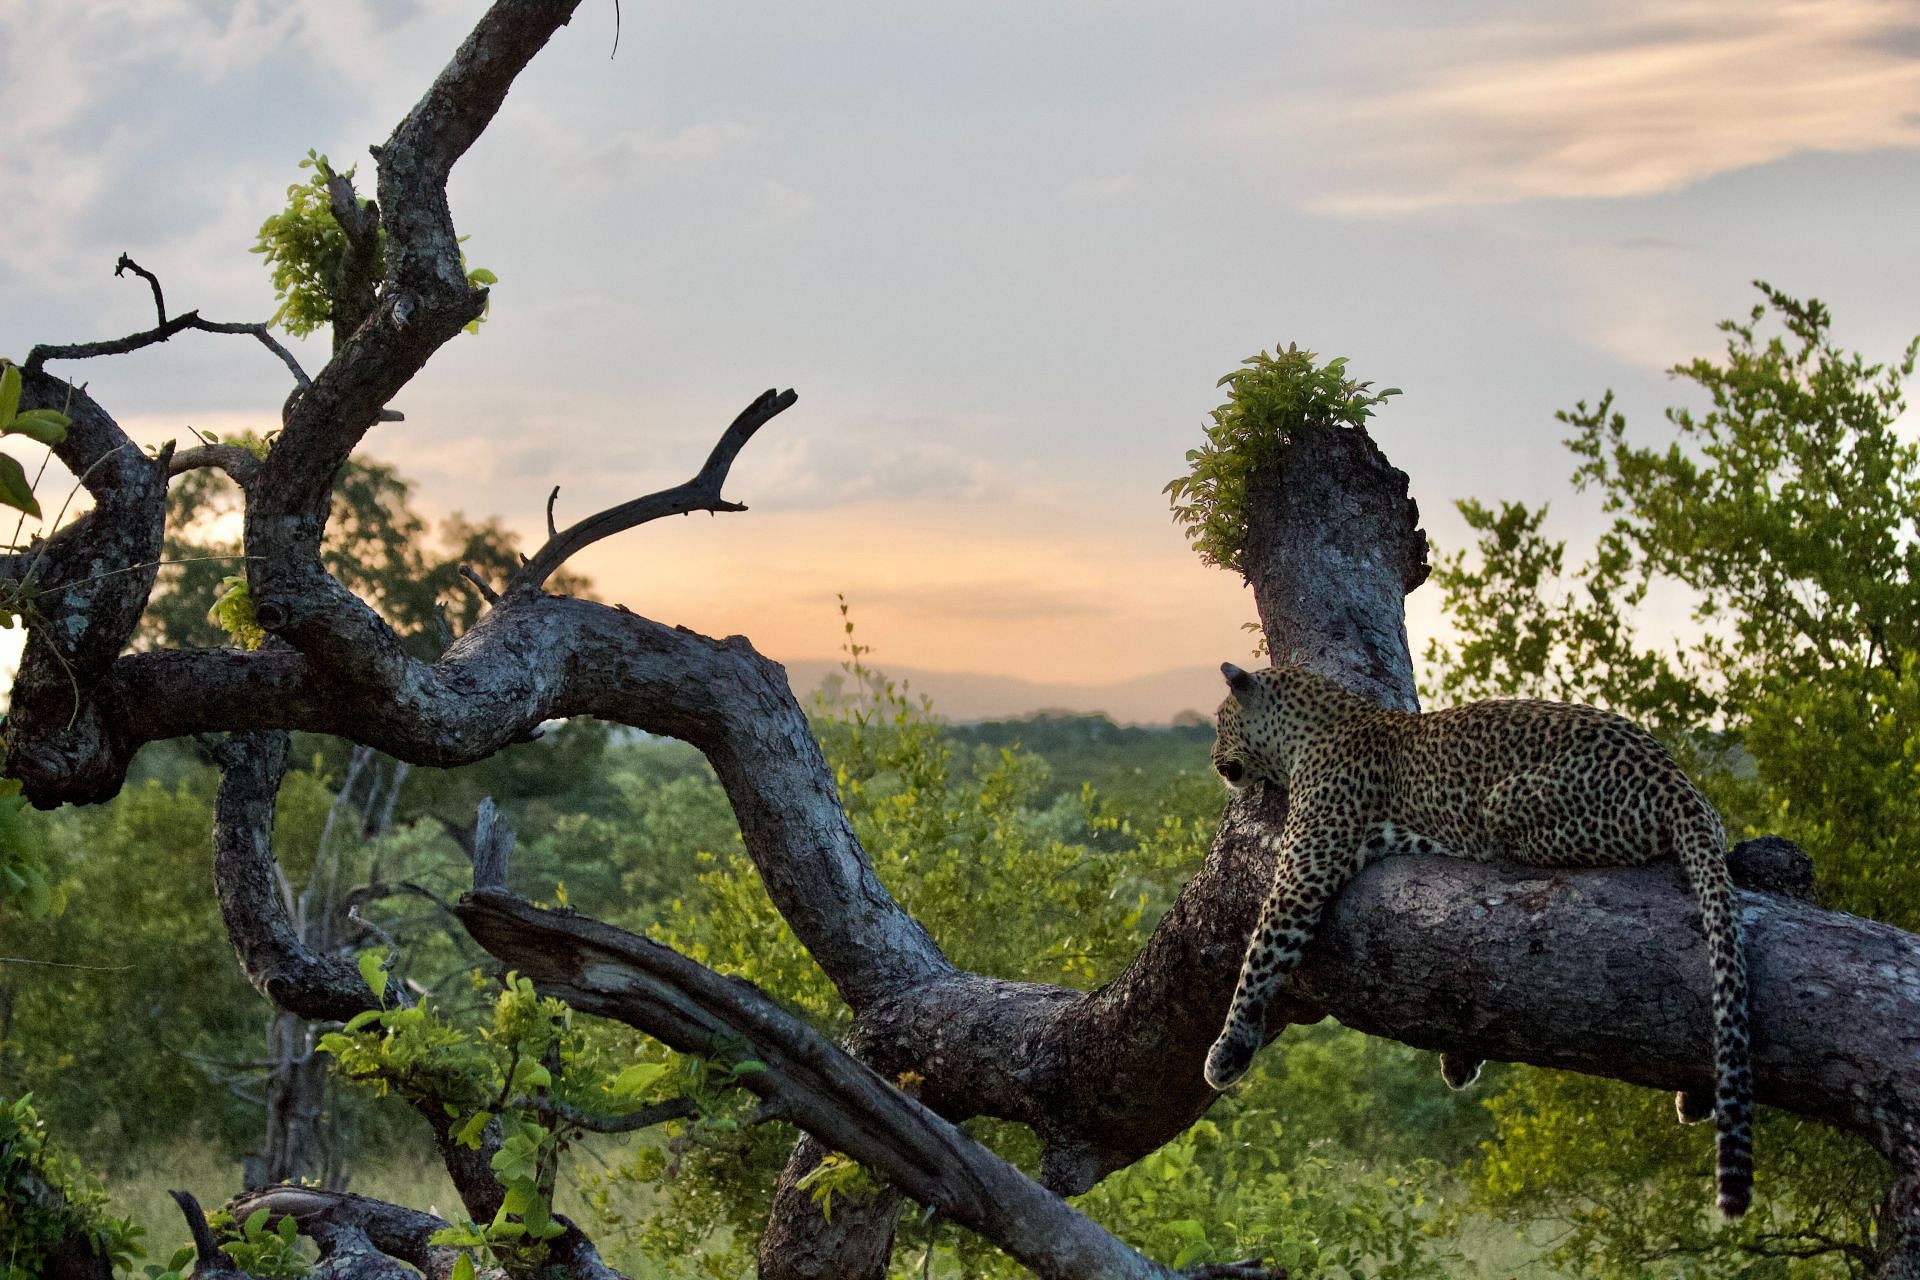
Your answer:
0,778 -> 63,920
323,972 -> 710,1271
250,150 -> 381,338
1167,344 -> 1400,573
251,149 -> 496,338
206,575 -> 266,650
206,1206 -> 310,1279
1475,1071 -> 1886,1279
1428,282 -> 1919,1274
1074,1108 -> 1444,1278
0,1093 -> 144,1280
795,1151 -> 877,1222
0,766 -> 336,1159
0,361 -> 70,520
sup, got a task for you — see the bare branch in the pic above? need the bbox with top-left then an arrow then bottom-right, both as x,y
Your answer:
116,253 -> 166,326
458,562 -> 501,604
516,1094 -> 699,1134
320,163 -> 383,348
170,1190 -> 241,1276
471,795 -> 515,892
208,731 -> 385,1022
24,256 -> 311,390
171,443 -> 265,487
512,388 -> 797,594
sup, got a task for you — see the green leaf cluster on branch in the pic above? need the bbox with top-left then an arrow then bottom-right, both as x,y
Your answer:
251,150 -> 496,339
1165,344 -> 1400,574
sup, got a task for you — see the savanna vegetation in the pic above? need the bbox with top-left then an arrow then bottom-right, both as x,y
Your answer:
3,3 -> 1916,1278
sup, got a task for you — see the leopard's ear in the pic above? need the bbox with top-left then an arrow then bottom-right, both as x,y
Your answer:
1221,662 -> 1256,696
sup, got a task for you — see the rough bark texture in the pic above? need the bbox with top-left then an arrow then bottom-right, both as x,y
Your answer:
5,0 -> 1917,1276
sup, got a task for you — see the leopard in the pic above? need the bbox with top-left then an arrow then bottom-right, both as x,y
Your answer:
1202,660 -> 1753,1218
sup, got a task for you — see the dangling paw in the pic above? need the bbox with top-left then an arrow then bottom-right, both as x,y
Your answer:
1674,1087 -> 1713,1124
1439,1052 -> 1484,1091
1204,1028 -> 1258,1090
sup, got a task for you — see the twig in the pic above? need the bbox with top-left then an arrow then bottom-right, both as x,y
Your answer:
457,562 -> 500,603
25,256 -> 311,390
115,253 -> 166,327
0,955 -> 136,971
546,484 -> 560,539
511,387 -> 797,594
514,1094 -> 699,1134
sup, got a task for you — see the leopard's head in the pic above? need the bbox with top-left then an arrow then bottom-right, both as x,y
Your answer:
1212,662 -> 1284,791
1213,660 -> 1362,793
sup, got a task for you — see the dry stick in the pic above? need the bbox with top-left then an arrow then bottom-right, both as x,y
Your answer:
115,252 -> 167,325
511,387 -> 797,594
457,562 -> 501,604
25,255 -> 311,390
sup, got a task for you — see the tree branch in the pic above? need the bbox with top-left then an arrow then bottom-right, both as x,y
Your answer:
171,443 -> 265,487
454,880 -> 1282,1280
511,388 -> 797,594
23,255 -> 311,391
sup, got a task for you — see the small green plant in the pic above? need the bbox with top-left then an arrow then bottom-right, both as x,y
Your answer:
323,969 -> 719,1271
205,1206 -> 309,1279
795,1151 -> 876,1222
252,150 -> 497,338
251,151 -> 379,338
206,576 -> 266,650
1166,344 -> 1399,573
0,1093 -> 145,1280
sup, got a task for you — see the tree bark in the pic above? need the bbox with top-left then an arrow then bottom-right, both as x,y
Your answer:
5,0 -> 1918,1274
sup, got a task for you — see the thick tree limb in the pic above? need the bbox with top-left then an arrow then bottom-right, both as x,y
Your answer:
171,443 -> 265,487
454,885 -> 1282,1280
9,0 -> 1916,1274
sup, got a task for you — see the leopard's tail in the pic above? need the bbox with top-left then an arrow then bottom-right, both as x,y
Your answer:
1670,791 -> 1753,1218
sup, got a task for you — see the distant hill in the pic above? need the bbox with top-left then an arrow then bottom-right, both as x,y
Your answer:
776,659 -> 1222,726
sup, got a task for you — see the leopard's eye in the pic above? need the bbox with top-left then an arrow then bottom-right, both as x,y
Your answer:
1217,759 -> 1245,785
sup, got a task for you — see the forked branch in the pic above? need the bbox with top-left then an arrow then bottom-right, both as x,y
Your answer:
24,255 -> 310,392
511,388 -> 797,594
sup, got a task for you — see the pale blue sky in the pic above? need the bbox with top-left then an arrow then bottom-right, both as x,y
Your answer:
2,0 -> 1916,713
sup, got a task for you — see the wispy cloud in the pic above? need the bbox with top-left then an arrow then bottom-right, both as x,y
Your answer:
556,120 -> 759,175
1220,0 -> 1920,213
764,178 -> 818,221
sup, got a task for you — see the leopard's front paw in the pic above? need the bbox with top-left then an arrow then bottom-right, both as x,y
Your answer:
1439,1052 -> 1484,1091
1204,1029 -> 1257,1090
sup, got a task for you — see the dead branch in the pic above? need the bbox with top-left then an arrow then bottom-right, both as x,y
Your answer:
510,387 -> 798,594
24,255 -> 310,390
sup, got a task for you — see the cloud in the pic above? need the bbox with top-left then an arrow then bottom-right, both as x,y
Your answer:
1219,0 -> 1920,213
556,120 -> 759,175
764,179 -> 818,221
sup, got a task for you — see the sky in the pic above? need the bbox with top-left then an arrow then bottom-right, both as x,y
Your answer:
2,0 -> 1917,720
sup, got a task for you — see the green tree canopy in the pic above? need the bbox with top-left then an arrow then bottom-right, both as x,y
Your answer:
1428,282 -> 1919,1277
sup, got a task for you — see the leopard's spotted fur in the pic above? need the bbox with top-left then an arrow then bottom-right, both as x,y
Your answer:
1204,661 -> 1753,1218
